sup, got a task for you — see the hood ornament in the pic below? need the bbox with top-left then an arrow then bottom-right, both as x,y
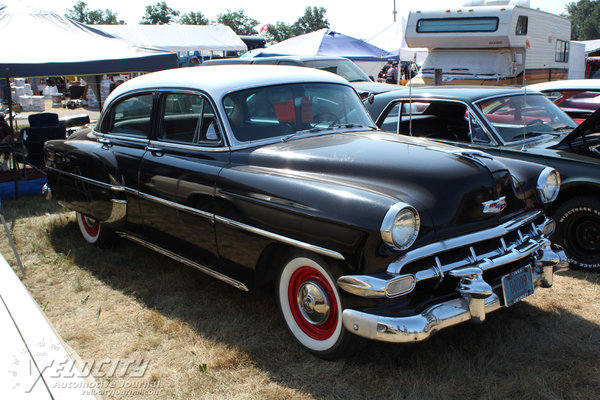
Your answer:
482,196 -> 507,214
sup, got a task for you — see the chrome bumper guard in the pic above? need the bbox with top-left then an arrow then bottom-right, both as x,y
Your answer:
342,242 -> 567,343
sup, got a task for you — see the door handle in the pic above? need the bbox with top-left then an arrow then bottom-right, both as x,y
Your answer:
146,146 -> 164,156
98,137 -> 112,148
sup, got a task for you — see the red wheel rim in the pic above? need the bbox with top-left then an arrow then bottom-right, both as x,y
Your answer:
81,215 -> 99,238
287,266 -> 338,340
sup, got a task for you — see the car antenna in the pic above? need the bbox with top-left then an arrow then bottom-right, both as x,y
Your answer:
521,48 -> 527,151
409,53 -> 416,136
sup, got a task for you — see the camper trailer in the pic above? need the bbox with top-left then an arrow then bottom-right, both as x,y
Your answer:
405,0 -> 571,85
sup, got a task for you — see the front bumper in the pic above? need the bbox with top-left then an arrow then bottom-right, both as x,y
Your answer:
343,243 -> 568,343
339,211 -> 568,343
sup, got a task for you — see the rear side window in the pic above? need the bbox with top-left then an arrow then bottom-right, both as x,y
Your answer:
159,93 -> 221,145
106,93 -> 153,137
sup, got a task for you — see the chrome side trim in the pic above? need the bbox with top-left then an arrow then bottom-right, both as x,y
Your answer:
50,167 -> 345,260
387,210 -> 543,274
214,215 -> 346,261
47,167 -> 133,194
115,231 -> 249,292
137,191 -> 214,222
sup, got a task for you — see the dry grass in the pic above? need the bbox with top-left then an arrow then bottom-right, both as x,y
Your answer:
1,195 -> 599,400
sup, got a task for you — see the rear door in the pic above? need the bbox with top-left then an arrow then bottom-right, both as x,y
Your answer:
137,90 -> 229,265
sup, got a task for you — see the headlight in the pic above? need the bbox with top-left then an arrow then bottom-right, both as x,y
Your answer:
536,167 -> 561,204
381,202 -> 420,250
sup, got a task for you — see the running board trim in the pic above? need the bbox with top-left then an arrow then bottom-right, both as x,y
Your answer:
115,232 -> 249,292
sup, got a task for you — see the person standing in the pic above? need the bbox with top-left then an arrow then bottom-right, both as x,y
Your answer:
386,62 -> 399,84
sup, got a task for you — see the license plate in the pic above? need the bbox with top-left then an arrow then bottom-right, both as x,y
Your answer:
501,265 -> 534,307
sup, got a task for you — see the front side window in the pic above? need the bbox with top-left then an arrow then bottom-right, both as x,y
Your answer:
223,83 -> 374,142
515,16 -> 528,35
106,93 -> 153,137
555,40 -> 569,63
476,94 -> 577,143
417,17 -> 499,33
159,93 -> 221,145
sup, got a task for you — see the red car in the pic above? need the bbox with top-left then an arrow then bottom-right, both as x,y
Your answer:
529,79 -> 600,124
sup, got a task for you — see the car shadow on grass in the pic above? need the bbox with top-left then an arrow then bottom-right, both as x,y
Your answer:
47,219 -> 600,400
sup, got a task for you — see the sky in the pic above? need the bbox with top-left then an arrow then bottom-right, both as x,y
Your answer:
9,0 -> 574,40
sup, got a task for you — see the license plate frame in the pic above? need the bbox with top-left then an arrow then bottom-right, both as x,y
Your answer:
501,265 -> 534,307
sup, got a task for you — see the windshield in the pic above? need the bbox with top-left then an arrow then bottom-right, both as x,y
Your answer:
223,83 -> 375,142
475,94 -> 578,143
303,59 -> 371,82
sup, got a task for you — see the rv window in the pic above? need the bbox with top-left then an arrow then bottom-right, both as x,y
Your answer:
416,17 -> 499,33
555,40 -> 569,63
515,16 -> 528,35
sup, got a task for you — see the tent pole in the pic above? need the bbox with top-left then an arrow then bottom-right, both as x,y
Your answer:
5,69 -> 13,131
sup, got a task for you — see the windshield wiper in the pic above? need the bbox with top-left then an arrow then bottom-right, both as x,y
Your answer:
553,125 -> 575,132
330,123 -> 376,130
281,127 -> 324,142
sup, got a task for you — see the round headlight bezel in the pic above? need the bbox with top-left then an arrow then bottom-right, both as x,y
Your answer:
536,167 -> 561,204
381,202 -> 421,251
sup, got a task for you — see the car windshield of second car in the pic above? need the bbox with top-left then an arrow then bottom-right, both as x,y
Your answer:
223,83 -> 375,142
476,94 -> 577,143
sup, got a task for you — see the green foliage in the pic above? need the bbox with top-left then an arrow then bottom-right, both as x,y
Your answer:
140,1 -> 180,25
65,1 -> 124,25
180,11 -> 210,25
567,0 -> 600,40
292,6 -> 329,36
264,6 -> 329,44
217,9 -> 259,36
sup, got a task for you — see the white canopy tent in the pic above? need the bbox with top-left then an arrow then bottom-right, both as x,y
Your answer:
0,3 -> 177,78
96,24 -> 248,53
367,18 -> 428,64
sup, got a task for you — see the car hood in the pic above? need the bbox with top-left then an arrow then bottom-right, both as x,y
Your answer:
559,106 -> 600,146
244,132 -> 538,244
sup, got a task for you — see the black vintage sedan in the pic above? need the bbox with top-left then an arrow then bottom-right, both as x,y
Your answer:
365,86 -> 600,271
44,66 -> 567,359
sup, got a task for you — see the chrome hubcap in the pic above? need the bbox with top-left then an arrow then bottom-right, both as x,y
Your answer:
297,281 -> 330,325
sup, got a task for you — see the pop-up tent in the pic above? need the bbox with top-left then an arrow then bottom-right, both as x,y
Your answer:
256,28 -> 392,62
367,19 -> 428,64
252,28 -> 394,77
0,3 -> 177,78
96,24 -> 247,53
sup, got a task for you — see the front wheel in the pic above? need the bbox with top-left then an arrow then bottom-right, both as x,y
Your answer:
553,196 -> 600,271
276,253 -> 363,359
76,212 -> 114,248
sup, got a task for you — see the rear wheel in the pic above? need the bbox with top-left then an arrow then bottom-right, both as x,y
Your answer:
76,212 -> 114,248
276,252 -> 363,359
553,196 -> 600,271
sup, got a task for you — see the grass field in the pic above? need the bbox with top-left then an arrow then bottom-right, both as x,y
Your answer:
1,195 -> 599,400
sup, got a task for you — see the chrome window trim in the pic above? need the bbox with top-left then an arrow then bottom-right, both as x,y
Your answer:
93,130 -> 150,145
146,139 -> 231,153
387,209 -> 543,274
49,167 -> 345,261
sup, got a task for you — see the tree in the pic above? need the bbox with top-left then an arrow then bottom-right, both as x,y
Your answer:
265,22 -> 295,43
180,11 -> 209,25
217,9 -> 259,36
567,0 -> 600,40
140,1 -> 180,25
65,1 -> 124,24
292,6 -> 329,35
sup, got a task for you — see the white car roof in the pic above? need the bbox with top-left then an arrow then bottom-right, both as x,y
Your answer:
104,64 -> 350,108
528,79 -> 600,92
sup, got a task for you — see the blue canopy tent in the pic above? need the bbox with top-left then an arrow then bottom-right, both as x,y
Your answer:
255,29 -> 396,62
